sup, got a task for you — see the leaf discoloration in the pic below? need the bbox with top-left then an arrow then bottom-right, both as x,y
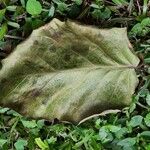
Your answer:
0,19 -> 139,123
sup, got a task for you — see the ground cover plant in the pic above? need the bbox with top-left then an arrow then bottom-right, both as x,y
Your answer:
0,0 -> 150,149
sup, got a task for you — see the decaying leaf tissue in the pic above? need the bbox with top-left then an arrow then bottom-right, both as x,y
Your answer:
0,19 -> 139,123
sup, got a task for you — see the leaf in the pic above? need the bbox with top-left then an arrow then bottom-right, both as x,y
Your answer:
99,125 -> 121,143
37,119 -> 45,129
0,23 -> 7,40
7,109 -> 22,117
35,138 -> 49,150
115,127 -> 128,138
0,19 -> 139,123
57,2 -> 69,12
73,0 -> 82,5
146,94 -> 150,106
145,58 -> 150,64
95,119 -> 101,129
47,136 -> 57,144
26,0 -> 42,16
130,18 -> 150,37
100,7 -> 111,19
129,103 -> 136,113
0,107 -> 9,113
117,137 -> 136,147
0,139 -> 7,147
90,4 -> 100,9
0,9 -> 6,22
99,127 -> 108,142
14,139 -> 28,150
20,0 -> 25,8
129,115 -> 143,127
144,113 -> 150,127
107,125 -> 121,133
92,9 -> 102,19
145,145 -> 150,150
112,0 -> 128,5
6,5 -> 17,11
32,19 -> 44,29
99,127 -> 114,143
130,23 -> 142,36
20,0 -> 26,8
143,0 -> 148,16
7,21 -> 20,28
141,18 -> 150,27
140,131 -> 150,137
21,120 -> 37,128
48,4 -> 55,17
91,7 -> 111,19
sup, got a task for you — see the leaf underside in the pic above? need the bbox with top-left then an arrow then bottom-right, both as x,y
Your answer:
0,19 -> 139,123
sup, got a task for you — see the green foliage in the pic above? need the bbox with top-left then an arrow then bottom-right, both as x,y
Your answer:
91,6 -> 111,19
112,0 -> 128,5
14,139 -> 28,150
0,139 -> 7,148
26,0 -> 42,16
0,23 -> 7,40
0,0 -> 150,149
117,137 -> 136,149
0,0 -> 149,44
146,94 -> 150,106
73,0 -> 82,5
144,113 -> 150,127
0,9 -> 6,22
129,115 -> 143,127
0,88 -> 150,150
130,18 -> 150,37
35,138 -> 49,150
21,120 -> 37,129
